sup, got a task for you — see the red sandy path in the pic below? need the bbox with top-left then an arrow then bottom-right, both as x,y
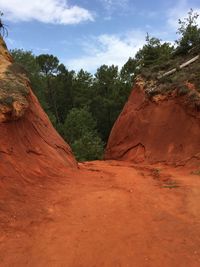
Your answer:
1,160 -> 200,267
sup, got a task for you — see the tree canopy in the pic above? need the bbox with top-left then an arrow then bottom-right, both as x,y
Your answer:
176,9 -> 200,55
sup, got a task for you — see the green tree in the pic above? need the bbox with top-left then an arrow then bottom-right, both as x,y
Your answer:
63,107 -> 97,143
91,65 -> 119,141
120,57 -> 137,87
53,64 -> 74,123
91,64 -> 131,142
36,54 -> 59,76
135,34 -> 174,68
63,107 -> 104,161
176,9 -> 200,54
72,132 -> 104,161
72,69 -> 94,108
36,54 -> 60,122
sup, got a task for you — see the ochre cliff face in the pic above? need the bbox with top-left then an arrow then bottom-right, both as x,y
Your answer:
105,82 -> 200,165
0,38 -> 29,122
0,37 -> 13,62
0,37 -> 77,181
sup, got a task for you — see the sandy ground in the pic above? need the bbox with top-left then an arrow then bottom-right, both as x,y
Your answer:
0,160 -> 200,267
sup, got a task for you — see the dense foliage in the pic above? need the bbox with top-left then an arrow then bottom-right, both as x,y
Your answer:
63,108 -> 104,161
176,9 -> 200,55
10,9 -> 200,161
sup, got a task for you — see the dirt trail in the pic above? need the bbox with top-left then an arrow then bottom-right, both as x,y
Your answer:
1,160 -> 200,267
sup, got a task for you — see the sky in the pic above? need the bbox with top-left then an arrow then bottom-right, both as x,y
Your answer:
0,0 -> 200,73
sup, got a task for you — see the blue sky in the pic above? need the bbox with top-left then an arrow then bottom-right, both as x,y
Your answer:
1,0 -> 200,73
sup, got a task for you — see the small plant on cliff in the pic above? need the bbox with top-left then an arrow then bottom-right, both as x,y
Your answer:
151,168 -> 161,179
0,11 -> 8,37
162,180 -> 179,189
177,86 -> 190,96
191,170 -> 200,176
0,96 -> 14,106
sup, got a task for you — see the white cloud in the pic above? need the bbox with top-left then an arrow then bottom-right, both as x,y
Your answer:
0,0 -> 94,24
66,30 -> 146,72
167,0 -> 200,29
100,0 -> 130,18
102,0 -> 129,11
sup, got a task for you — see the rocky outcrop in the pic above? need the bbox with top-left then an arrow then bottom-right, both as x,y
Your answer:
0,37 -> 77,181
0,38 -> 29,122
105,79 -> 200,165
0,37 -> 13,62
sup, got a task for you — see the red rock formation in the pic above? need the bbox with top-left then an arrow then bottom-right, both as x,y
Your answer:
105,82 -> 200,165
0,38 -> 77,181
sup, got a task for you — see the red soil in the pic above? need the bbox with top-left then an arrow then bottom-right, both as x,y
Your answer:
0,89 -> 77,237
1,39 -> 200,266
1,160 -> 200,267
105,85 -> 200,165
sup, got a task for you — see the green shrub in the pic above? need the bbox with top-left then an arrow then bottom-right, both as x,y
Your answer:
63,107 -> 97,143
177,86 -> 190,96
63,107 -> 104,161
72,132 -> 104,162
8,63 -> 29,77
0,79 -> 28,96
0,96 -> 14,105
188,91 -> 199,101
